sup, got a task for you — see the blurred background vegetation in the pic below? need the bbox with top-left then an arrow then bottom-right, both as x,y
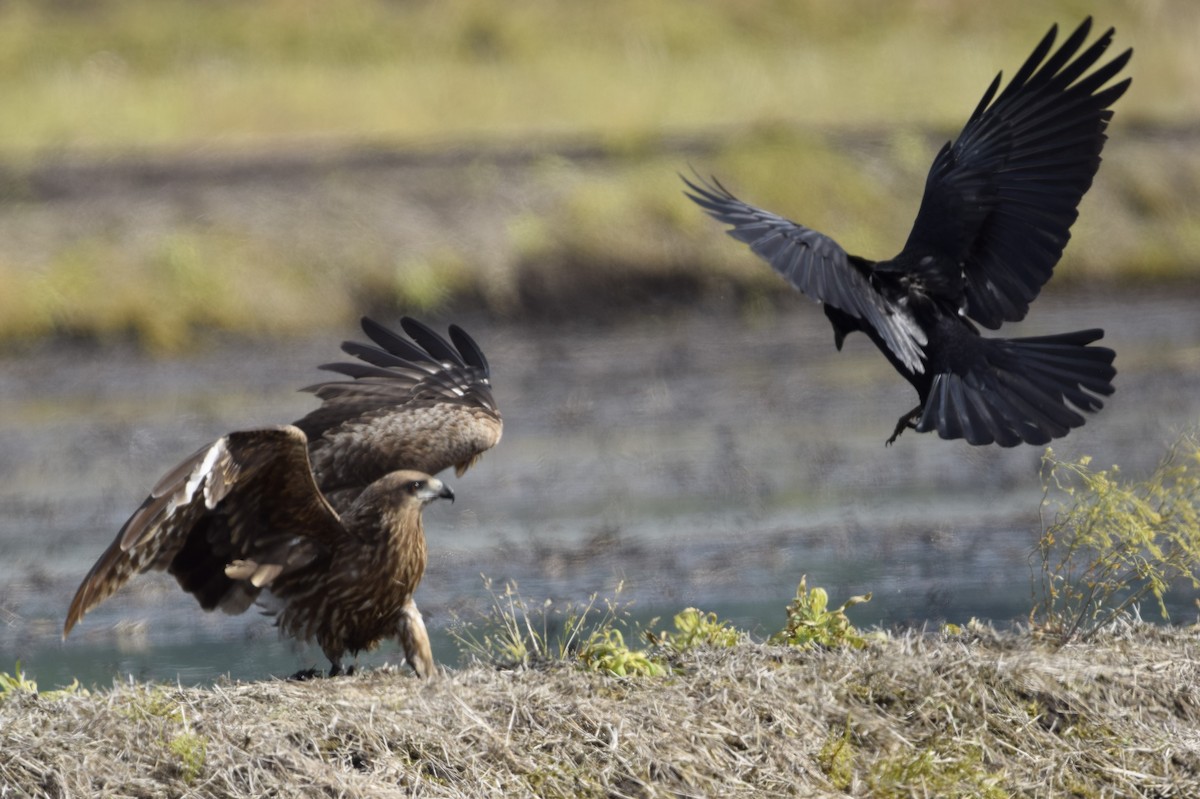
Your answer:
0,0 -> 1196,350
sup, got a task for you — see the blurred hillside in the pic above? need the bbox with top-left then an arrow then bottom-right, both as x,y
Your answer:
0,0 -> 1196,350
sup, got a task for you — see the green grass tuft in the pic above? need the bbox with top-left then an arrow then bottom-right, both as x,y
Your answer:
168,732 -> 207,785
0,1 -> 1195,347
770,574 -> 874,649
577,628 -> 666,678
646,607 -> 744,653
0,662 -> 88,702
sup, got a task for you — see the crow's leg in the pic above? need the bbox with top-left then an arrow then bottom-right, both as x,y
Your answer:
886,406 -> 923,446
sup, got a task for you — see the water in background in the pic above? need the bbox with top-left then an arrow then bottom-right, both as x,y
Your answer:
3,289 -> 1199,687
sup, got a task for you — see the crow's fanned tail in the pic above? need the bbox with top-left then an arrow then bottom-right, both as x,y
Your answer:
916,329 -> 1115,446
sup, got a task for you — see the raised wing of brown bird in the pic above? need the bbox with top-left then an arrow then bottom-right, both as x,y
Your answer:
296,317 -> 503,511
63,425 -> 453,678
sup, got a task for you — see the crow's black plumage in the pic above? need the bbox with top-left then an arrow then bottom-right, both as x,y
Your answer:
685,18 -> 1129,447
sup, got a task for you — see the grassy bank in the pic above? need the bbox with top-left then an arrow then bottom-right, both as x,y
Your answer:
4,383 -> 1199,798
0,1 -> 1197,350
3,622 -> 1198,797
0,1 -> 1194,155
1,123 -> 1196,352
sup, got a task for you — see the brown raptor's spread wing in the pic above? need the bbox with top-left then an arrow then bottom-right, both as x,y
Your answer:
64,425 -> 341,636
296,317 -> 503,508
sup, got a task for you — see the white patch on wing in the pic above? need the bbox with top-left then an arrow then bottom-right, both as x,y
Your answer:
167,439 -> 228,518
193,441 -> 225,501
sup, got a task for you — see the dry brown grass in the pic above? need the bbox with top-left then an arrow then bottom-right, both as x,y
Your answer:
3,621 -> 1198,798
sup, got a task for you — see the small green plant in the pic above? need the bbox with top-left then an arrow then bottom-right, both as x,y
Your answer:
577,628 -> 665,677
646,607 -> 743,653
168,732 -> 208,785
867,742 -> 1007,799
120,686 -> 186,723
770,576 -> 872,649
817,721 -> 857,791
1031,435 -> 1200,643
0,662 -> 39,699
0,662 -> 88,702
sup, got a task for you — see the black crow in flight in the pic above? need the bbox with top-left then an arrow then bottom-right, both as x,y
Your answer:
685,18 -> 1129,447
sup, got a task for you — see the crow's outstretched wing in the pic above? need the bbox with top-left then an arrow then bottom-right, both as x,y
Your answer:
64,426 -> 339,635
900,18 -> 1131,327
683,174 -> 928,373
